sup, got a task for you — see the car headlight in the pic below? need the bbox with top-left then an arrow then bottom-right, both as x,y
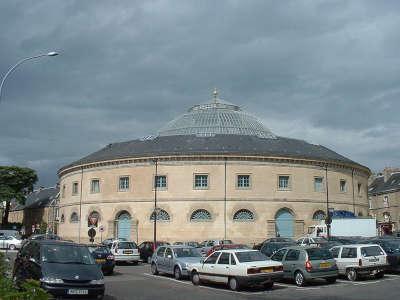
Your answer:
40,277 -> 64,284
90,279 -> 105,285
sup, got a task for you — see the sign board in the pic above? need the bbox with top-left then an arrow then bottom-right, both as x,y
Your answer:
88,228 -> 96,238
99,225 -> 105,233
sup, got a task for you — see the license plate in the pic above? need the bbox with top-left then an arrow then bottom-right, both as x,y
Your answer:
261,267 -> 273,273
96,259 -> 106,263
123,250 -> 133,254
369,258 -> 378,262
320,262 -> 331,268
68,289 -> 88,295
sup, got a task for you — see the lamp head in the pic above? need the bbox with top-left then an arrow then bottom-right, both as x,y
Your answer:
47,51 -> 59,57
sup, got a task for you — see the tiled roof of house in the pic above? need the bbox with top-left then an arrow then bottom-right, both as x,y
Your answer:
368,173 -> 400,195
10,187 -> 59,211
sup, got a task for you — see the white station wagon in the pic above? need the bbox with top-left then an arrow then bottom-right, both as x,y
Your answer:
188,249 -> 283,291
110,240 -> 140,264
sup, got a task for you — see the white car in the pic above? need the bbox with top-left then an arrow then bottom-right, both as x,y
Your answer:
110,240 -> 140,264
188,249 -> 283,291
330,244 -> 387,281
0,235 -> 22,250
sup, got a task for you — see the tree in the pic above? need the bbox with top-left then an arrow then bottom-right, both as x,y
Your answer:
0,166 -> 38,226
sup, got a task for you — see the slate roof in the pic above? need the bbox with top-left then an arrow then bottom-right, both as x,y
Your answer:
10,187 -> 59,211
59,134 -> 367,174
368,173 -> 400,195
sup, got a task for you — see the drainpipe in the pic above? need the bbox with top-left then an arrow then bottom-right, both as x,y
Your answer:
224,157 -> 227,240
352,169 -> 355,215
153,158 -> 158,250
325,165 -> 331,239
78,167 -> 83,243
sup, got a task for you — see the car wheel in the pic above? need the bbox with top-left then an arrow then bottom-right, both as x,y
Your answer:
8,244 -> 16,251
374,271 -> 384,279
294,271 -> 306,287
326,277 -> 337,284
263,281 -> 274,289
147,256 -> 152,264
151,263 -> 159,275
174,266 -> 182,280
228,277 -> 240,291
346,269 -> 358,281
191,271 -> 200,286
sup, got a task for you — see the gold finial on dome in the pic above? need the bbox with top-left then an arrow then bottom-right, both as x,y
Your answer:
213,88 -> 218,103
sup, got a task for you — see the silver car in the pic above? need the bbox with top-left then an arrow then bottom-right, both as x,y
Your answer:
0,235 -> 22,250
151,245 -> 202,279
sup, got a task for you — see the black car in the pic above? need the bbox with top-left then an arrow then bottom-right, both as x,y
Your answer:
13,240 -> 105,299
368,238 -> 400,272
138,241 -> 170,263
253,237 -> 295,250
88,244 -> 116,275
260,241 -> 297,257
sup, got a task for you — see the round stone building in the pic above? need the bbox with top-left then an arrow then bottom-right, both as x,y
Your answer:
57,92 -> 371,244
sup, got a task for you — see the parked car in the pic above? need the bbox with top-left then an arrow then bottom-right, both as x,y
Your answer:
0,229 -> 21,238
102,237 -> 126,248
151,245 -> 202,279
0,235 -> 22,250
367,238 -> 400,272
253,237 -> 295,250
188,249 -> 284,291
110,240 -> 140,264
173,241 -> 201,248
139,241 -> 170,263
88,244 -> 116,275
206,244 -> 249,257
329,244 -> 387,281
260,241 -> 297,258
270,246 -> 338,286
296,237 -> 328,247
199,239 -> 233,256
13,240 -> 104,298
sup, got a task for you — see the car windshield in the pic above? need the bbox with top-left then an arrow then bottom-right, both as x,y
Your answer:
384,241 -> 400,252
173,248 -> 201,258
42,245 -> 95,265
118,242 -> 137,249
312,238 -> 327,243
235,251 -> 268,263
91,246 -> 109,254
306,248 -> 333,260
361,246 -> 384,257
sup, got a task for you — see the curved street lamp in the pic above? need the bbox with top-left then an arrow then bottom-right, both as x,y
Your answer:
0,51 -> 59,104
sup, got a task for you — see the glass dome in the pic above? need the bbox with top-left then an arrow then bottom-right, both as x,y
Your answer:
158,93 -> 276,139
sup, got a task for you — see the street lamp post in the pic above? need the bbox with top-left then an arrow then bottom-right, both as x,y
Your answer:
153,158 -> 158,251
0,51 -> 59,104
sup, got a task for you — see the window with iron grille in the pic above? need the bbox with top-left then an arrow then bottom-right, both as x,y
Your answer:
119,176 -> 130,191
72,182 -> 79,195
154,175 -> 167,188
150,209 -> 170,221
233,209 -> 254,221
194,174 -> 208,189
278,175 -> 290,190
237,175 -> 250,188
190,209 -> 212,221
90,179 -> 100,193
70,212 -> 79,223
312,210 -> 326,220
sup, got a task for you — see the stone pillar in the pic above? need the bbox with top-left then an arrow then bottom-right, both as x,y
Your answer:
267,220 -> 276,237
295,220 -> 305,237
107,220 -> 115,239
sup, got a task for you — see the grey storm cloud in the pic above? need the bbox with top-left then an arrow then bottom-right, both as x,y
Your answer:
0,0 -> 399,186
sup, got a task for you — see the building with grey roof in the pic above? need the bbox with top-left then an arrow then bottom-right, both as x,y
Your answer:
57,91 -> 371,244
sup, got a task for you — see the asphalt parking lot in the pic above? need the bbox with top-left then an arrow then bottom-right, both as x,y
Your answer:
2,250 -> 400,300
104,263 -> 400,300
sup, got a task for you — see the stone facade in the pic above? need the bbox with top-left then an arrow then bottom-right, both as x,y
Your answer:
58,157 -> 369,244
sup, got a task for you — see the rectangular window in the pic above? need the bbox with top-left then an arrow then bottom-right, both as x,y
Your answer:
90,179 -> 100,193
340,179 -> 347,192
383,195 -> 389,208
237,175 -> 250,188
278,175 -> 290,190
314,177 -> 324,192
357,183 -> 362,196
154,175 -> 167,189
194,174 -> 208,189
119,176 -> 130,191
368,197 -> 372,209
72,182 -> 79,195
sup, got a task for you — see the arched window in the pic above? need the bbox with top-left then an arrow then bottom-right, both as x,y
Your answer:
233,209 -> 254,221
88,211 -> 100,227
150,209 -> 170,221
70,212 -> 79,223
190,209 -> 212,222
312,210 -> 326,220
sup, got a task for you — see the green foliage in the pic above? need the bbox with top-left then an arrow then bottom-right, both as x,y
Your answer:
0,166 -> 38,226
0,253 -> 49,300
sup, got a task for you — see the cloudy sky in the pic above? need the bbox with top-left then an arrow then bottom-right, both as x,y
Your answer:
0,0 -> 399,186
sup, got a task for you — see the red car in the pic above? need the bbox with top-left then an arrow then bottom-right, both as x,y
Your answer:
206,244 -> 249,257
